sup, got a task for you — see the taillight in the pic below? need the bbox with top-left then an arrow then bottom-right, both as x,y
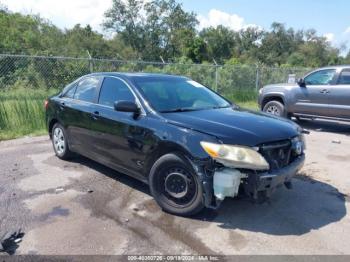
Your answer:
44,100 -> 49,110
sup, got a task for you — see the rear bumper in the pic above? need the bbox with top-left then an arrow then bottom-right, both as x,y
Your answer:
243,154 -> 305,199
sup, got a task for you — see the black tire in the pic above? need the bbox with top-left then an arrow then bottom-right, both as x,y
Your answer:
51,123 -> 73,160
149,153 -> 204,216
263,100 -> 287,117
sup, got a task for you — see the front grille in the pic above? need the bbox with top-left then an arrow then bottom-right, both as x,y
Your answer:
259,140 -> 292,171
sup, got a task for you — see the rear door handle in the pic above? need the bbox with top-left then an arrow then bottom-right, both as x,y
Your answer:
320,89 -> 330,94
91,111 -> 100,120
59,101 -> 66,110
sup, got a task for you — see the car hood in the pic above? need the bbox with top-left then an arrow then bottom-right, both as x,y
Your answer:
162,107 -> 300,146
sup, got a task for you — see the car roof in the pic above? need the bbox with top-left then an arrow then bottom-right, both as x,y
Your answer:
316,65 -> 350,70
85,72 -> 188,81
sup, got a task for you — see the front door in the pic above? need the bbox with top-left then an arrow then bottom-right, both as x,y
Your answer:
293,69 -> 337,117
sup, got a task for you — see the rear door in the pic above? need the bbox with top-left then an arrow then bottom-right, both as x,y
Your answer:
64,76 -> 102,155
327,68 -> 350,119
89,76 -> 152,179
293,69 -> 337,116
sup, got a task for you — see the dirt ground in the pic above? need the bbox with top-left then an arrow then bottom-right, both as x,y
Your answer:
0,119 -> 350,255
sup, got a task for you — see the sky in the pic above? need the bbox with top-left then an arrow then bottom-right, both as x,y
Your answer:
1,0 -> 350,53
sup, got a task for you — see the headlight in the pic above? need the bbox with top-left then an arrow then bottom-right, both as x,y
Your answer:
292,135 -> 306,154
200,141 -> 269,170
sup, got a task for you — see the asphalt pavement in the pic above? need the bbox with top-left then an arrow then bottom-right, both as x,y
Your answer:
0,119 -> 349,255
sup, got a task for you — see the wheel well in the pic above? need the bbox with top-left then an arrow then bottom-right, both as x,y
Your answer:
262,96 -> 284,109
48,119 -> 58,138
144,143 -> 192,177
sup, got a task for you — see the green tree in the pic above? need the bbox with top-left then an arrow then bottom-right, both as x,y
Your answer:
199,25 -> 237,63
103,0 -> 198,61
64,24 -> 110,58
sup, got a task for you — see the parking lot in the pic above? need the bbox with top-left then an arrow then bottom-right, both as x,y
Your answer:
1,119 -> 350,255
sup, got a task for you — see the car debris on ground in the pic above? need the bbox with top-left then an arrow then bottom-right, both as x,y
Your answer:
0,230 -> 25,255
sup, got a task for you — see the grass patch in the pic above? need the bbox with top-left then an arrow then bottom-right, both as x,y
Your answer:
0,128 -> 47,141
236,101 -> 259,110
223,91 -> 259,110
0,89 -> 58,141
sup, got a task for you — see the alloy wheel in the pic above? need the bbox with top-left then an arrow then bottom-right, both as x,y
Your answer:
53,127 -> 65,155
266,105 -> 281,116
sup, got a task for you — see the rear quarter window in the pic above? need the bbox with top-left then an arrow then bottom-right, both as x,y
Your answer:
62,84 -> 77,98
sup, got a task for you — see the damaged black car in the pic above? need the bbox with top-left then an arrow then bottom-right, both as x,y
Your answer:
45,73 -> 306,216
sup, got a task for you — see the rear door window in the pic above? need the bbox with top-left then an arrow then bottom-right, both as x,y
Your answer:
74,76 -> 101,103
98,77 -> 135,107
337,69 -> 350,85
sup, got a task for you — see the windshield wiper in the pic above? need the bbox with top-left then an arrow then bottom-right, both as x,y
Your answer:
211,105 -> 232,109
160,108 -> 198,113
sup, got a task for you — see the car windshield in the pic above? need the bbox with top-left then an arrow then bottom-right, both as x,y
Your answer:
133,77 -> 231,113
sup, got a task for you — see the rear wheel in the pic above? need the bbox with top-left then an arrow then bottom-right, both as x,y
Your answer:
52,123 -> 73,160
263,100 -> 287,117
149,153 -> 204,216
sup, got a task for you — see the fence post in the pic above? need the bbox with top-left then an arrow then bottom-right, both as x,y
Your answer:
87,50 -> 93,73
255,64 -> 260,91
213,59 -> 219,92
215,65 -> 219,92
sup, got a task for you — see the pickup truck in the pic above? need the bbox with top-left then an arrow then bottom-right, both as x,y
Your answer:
258,65 -> 350,121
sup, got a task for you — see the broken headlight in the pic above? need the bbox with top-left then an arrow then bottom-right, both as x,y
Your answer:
200,141 -> 270,170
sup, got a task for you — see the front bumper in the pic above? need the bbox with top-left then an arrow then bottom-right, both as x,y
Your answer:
244,154 -> 305,199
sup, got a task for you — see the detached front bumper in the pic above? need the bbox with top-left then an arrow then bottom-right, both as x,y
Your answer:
200,154 -> 305,208
244,154 -> 305,199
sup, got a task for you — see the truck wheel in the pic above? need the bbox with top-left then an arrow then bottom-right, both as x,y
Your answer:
149,153 -> 204,216
52,123 -> 73,160
263,101 -> 287,117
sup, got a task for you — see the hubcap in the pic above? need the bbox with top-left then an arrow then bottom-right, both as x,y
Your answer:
164,172 -> 188,198
266,105 -> 280,115
156,167 -> 197,208
53,127 -> 65,155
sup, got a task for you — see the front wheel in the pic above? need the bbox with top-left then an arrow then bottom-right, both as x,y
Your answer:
149,153 -> 204,216
263,100 -> 287,117
52,123 -> 73,160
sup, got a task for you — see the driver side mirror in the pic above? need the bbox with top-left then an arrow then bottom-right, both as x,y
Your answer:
114,101 -> 141,118
297,78 -> 306,87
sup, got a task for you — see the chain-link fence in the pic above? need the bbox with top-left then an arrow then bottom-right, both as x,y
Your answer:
0,54 -> 311,101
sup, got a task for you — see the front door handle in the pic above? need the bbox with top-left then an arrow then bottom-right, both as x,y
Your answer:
320,89 -> 330,94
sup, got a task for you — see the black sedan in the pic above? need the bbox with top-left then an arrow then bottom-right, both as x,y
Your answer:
45,73 -> 305,216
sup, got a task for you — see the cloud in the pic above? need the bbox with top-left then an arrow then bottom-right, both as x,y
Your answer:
198,9 -> 261,31
344,27 -> 350,35
323,33 -> 335,43
1,0 -> 113,31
